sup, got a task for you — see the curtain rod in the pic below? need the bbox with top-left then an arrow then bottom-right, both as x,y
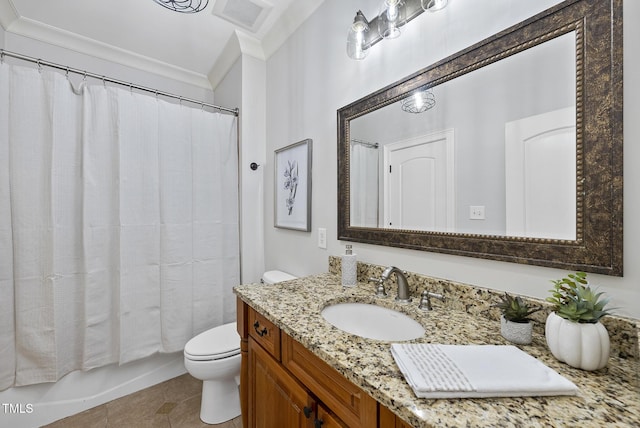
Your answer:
0,49 -> 239,116
350,138 -> 379,149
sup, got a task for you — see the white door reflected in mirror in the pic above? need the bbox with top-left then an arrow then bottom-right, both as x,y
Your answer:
505,107 -> 576,240
384,129 -> 455,231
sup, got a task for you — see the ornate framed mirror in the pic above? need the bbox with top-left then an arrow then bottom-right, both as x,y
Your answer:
337,0 -> 622,275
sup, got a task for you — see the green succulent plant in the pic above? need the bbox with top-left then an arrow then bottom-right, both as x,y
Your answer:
494,293 -> 540,323
546,272 -> 612,324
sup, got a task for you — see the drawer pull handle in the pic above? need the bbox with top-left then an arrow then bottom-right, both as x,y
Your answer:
253,321 -> 268,337
303,406 -> 312,419
314,419 -> 324,428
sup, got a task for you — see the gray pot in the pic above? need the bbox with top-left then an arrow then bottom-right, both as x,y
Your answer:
500,315 -> 533,345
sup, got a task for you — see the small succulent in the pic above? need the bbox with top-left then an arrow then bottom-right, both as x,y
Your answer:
547,272 -> 612,324
494,293 -> 540,323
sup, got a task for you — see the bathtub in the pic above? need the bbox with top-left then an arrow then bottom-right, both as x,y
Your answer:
0,352 -> 186,427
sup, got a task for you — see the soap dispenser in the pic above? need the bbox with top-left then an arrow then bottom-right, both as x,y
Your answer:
341,245 -> 357,287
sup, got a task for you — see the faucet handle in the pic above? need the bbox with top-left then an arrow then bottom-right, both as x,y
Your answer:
418,289 -> 445,311
368,277 -> 388,298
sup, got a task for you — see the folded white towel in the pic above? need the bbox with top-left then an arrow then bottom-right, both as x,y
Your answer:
391,344 -> 578,399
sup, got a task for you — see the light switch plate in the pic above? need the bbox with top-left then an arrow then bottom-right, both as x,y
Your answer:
318,228 -> 327,249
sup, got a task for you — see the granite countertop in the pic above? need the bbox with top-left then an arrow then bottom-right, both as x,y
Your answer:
234,273 -> 640,427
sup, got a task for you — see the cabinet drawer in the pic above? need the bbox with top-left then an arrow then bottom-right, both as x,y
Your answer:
248,306 -> 281,360
282,333 -> 377,428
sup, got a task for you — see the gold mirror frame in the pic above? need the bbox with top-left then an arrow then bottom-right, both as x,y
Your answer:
337,0 -> 623,275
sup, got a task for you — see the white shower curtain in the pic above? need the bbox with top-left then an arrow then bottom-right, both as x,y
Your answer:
0,63 -> 239,390
350,143 -> 379,227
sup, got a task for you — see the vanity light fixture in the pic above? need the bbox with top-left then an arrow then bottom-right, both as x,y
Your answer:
401,89 -> 436,113
151,0 -> 209,13
378,0 -> 406,39
347,11 -> 371,60
347,0 -> 447,60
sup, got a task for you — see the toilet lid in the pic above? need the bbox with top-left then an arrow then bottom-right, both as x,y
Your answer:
262,270 -> 296,284
184,322 -> 241,361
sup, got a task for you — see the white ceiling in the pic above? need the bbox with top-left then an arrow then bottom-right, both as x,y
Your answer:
0,0 -> 324,89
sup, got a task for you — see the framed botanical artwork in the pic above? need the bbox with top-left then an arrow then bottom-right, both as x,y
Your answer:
274,139 -> 312,231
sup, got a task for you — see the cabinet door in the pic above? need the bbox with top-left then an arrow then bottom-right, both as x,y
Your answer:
281,333 -> 378,428
316,404 -> 348,428
249,337 -> 314,428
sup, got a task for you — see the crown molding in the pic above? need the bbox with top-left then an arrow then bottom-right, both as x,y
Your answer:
1,0 -> 327,91
1,14 -> 212,89
208,31 -> 242,90
236,30 -> 266,61
208,0 -> 325,89
0,0 -> 19,30
208,30 -> 265,89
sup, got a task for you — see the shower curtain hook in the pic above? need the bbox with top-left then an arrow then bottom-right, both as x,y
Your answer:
83,71 -> 87,81
65,67 -> 70,79
0,50 -> 4,64
102,76 -> 106,88
37,59 -> 42,73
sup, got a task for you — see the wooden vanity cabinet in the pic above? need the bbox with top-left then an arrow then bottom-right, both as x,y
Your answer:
238,300 -> 395,428
248,336 -> 314,427
281,333 -> 377,428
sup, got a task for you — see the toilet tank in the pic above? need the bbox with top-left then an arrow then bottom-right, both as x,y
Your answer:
261,270 -> 296,284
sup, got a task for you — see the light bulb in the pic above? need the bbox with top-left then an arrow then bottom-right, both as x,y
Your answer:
422,0 -> 448,12
414,93 -> 424,110
386,1 -> 399,21
379,0 -> 405,39
347,11 -> 370,60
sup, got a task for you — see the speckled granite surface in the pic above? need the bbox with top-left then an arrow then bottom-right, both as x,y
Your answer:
234,262 -> 640,427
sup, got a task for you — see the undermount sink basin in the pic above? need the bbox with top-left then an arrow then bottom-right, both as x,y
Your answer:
321,302 -> 425,341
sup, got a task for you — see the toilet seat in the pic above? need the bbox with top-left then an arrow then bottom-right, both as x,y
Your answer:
184,322 -> 240,361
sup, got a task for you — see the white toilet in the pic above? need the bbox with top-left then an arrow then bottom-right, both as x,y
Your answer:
183,270 -> 296,424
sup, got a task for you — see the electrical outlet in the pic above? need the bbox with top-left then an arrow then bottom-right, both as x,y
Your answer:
470,206 -> 485,220
318,228 -> 327,249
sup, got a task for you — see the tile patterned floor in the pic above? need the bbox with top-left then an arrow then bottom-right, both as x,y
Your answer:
43,374 -> 242,428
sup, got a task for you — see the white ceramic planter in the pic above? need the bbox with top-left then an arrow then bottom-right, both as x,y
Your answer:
500,316 -> 533,345
545,311 -> 610,371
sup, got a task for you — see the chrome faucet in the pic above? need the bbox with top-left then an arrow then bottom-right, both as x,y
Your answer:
381,266 -> 411,303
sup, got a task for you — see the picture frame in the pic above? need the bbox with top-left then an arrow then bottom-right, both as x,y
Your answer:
274,139 -> 312,231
